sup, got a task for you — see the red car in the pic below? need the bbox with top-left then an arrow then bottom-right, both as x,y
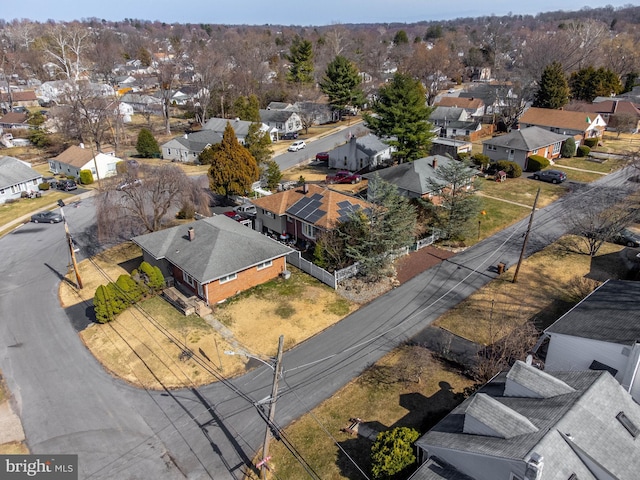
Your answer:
326,171 -> 362,184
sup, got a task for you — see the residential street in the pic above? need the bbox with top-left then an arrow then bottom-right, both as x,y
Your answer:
0,165 -> 634,478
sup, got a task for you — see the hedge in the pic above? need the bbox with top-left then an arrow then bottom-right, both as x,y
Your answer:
526,155 -> 550,172
584,137 -> 598,148
577,145 -> 591,157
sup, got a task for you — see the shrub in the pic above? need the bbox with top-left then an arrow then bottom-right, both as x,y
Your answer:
577,145 -> 591,157
457,152 -> 470,162
93,283 -> 121,323
495,160 -> 522,178
584,137 -> 598,148
139,261 -> 165,291
79,169 -> 94,185
176,202 -> 196,220
115,274 -> 144,304
371,427 -> 420,479
136,128 -> 161,158
561,137 -> 576,158
526,155 -> 550,172
38,182 -> 50,191
471,153 -> 490,169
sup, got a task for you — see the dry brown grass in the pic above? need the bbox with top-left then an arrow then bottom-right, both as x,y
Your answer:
0,442 -> 29,454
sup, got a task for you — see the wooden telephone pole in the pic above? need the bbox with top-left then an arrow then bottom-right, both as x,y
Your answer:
260,335 -> 284,479
512,188 -> 540,284
60,202 -> 83,289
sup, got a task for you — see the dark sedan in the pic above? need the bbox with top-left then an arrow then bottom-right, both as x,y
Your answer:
612,228 -> 640,247
31,211 -> 63,223
532,169 -> 567,184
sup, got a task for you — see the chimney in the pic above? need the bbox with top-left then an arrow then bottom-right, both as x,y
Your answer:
302,183 -> 309,194
432,157 -> 438,169
187,226 -> 195,241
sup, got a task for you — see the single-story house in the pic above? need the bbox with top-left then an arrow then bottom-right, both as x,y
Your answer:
202,117 -> 273,144
259,109 -> 302,136
48,144 -> 122,180
131,215 -> 293,305
433,96 -> 485,118
566,99 -> 640,134
430,138 -> 473,160
0,156 -> 43,203
539,279 -> 640,403
362,155 -> 476,204
411,360 -> 640,480
0,112 -> 29,129
118,93 -> 163,114
518,106 -> 606,145
328,134 -> 393,171
251,183 -> 372,246
161,130 -> 223,162
482,126 -> 569,170
0,90 -> 39,111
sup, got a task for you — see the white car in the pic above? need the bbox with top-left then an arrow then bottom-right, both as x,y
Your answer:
288,140 -> 306,152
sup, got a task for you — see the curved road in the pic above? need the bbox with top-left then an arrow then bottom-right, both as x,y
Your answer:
0,165 -> 635,478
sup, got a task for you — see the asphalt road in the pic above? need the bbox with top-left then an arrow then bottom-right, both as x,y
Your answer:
0,162 -> 635,478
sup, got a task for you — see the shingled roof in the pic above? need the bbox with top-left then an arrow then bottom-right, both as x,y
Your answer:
0,156 -> 42,189
519,107 -> 599,131
482,126 -> 569,151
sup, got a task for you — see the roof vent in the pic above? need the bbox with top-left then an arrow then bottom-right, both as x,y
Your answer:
432,158 -> 438,169
524,452 -> 544,480
187,226 -> 195,241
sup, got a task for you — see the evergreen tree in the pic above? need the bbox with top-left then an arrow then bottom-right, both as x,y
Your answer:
424,158 -> 481,241
244,122 -> 273,165
533,62 -> 570,109
371,427 -> 420,480
623,72 -> 638,93
93,284 -> 118,324
205,122 -> 259,198
286,36 -> 314,89
233,94 -> 261,122
264,160 -> 283,190
319,55 -> 365,120
115,274 -> 144,304
569,66 -> 623,102
363,72 -> 435,162
561,137 -> 577,158
139,261 -> 165,291
136,128 -> 160,158
393,30 -> 409,45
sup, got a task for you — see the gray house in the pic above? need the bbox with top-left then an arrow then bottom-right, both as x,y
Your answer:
411,360 -> 640,480
328,134 -> 393,171
161,130 -> 223,162
482,127 -> 569,170
202,117 -> 273,144
540,279 -> 640,403
259,109 -> 302,136
0,156 -> 43,203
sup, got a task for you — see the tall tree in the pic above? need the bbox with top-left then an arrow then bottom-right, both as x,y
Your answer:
244,122 -> 273,165
569,66 -> 623,102
286,36 -> 314,90
233,94 -> 261,122
136,128 -> 160,158
205,123 -> 259,198
363,72 -> 435,163
319,55 -> 365,120
533,62 -> 570,109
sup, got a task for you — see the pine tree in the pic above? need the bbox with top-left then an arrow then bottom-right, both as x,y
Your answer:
233,94 -> 261,122
286,36 -> 314,89
244,122 -> 273,165
363,72 -> 435,162
533,62 -> 570,109
136,128 -> 160,158
206,122 -> 259,198
569,66 -> 623,102
319,55 -> 365,120
93,284 -> 118,323
264,160 -> 283,190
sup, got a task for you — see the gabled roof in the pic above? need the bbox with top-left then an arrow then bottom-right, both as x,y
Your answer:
266,102 -> 293,110
545,279 -> 640,346
51,145 -> 96,167
482,126 -> 568,151
355,134 -> 390,156
567,100 -> 640,118
434,97 -> 484,110
429,106 -> 467,122
259,109 -> 298,123
0,156 -> 42,189
519,107 -> 600,131
415,360 -> 640,479
162,130 -> 223,152
0,112 -> 28,125
0,90 -> 38,102
202,117 -> 257,138
363,155 -> 468,196
252,184 -> 372,229
131,216 -> 292,284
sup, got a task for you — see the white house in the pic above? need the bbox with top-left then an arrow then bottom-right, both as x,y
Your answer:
49,144 -> 122,180
259,109 -> 302,136
328,134 -> 393,171
0,156 -> 43,204
539,279 -> 640,403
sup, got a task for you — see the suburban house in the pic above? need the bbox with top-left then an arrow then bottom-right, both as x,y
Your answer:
433,96 -> 485,119
538,279 -> 640,403
0,90 -> 39,111
362,155 -> 476,203
131,215 -> 293,305
429,106 -> 482,140
430,138 -> 473,160
327,134 -> 393,171
48,144 -> 122,180
202,117 -> 274,144
118,92 -> 163,114
259,108 -> 302,136
482,126 -> 569,170
411,360 -> 640,480
459,82 -> 515,116
518,107 -> 606,145
161,130 -> 223,162
251,183 -> 372,246
566,99 -> 640,134
0,111 -> 29,129
0,156 -> 43,204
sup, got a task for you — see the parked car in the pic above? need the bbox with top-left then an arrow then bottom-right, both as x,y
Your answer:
315,152 -> 329,162
234,203 -> 257,217
326,171 -> 362,184
611,228 -> 640,247
282,132 -> 298,140
31,211 -> 63,224
288,140 -> 306,152
532,169 -> 567,184
57,179 -> 78,191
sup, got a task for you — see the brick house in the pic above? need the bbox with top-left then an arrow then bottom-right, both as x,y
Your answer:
518,107 -> 606,146
132,215 -> 293,305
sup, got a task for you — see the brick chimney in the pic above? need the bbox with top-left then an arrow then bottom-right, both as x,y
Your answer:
432,157 -> 438,169
188,226 -> 195,241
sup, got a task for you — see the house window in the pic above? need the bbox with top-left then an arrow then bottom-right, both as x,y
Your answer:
302,222 -> 317,239
167,148 -> 171,155
183,272 -> 195,287
32,179 -> 37,185
219,273 -> 237,284
287,215 -> 293,223
508,149 -> 514,160
0,189 -> 4,194
257,260 -> 273,271
553,142 -> 561,154
264,210 -> 275,219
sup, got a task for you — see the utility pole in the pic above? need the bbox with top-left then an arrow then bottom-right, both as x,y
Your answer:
260,335 -> 284,479
512,188 -> 540,284
60,201 -> 83,289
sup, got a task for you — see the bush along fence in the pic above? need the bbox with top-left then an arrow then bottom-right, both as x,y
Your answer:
287,230 -> 441,289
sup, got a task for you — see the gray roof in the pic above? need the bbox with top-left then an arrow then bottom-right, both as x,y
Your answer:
0,156 -> 42,189
414,360 -> 640,480
482,126 -> 568,151
162,130 -> 223,153
356,134 -> 389,156
432,138 -> 472,148
259,109 -> 297,123
131,215 -> 293,284
545,279 -> 640,346
266,102 -> 293,110
362,156 -> 467,195
202,117 -> 255,138
430,106 -> 467,122
409,457 -> 474,480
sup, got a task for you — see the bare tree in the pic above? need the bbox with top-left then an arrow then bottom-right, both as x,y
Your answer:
41,23 -> 90,81
406,39 -> 461,105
